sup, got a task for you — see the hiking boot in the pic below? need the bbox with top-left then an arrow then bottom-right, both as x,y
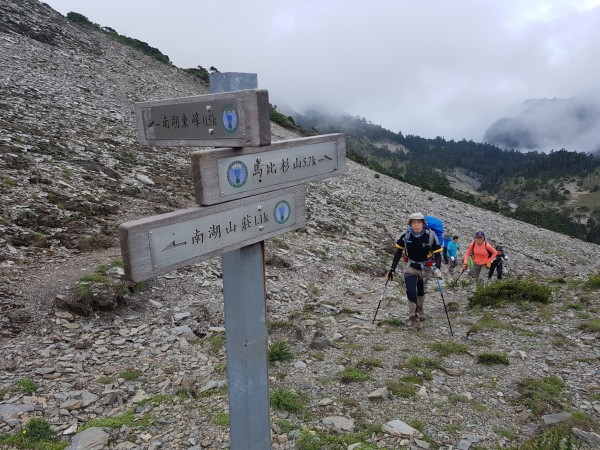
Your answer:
417,296 -> 426,321
406,301 -> 421,329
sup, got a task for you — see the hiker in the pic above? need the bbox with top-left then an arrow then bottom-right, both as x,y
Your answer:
462,231 -> 497,283
387,212 -> 443,329
488,244 -> 508,280
442,232 -> 451,264
446,235 -> 460,274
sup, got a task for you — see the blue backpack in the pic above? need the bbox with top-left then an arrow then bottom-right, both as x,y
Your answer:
403,215 -> 444,247
424,215 -> 444,246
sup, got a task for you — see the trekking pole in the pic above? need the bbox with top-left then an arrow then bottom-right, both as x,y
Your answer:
372,278 -> 390,324
455,267 -> 466,281
435,277 -> 454,336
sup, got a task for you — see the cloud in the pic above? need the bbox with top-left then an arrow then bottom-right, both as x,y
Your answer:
44,0 -> 600,143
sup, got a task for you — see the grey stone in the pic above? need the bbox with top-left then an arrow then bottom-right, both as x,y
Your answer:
542,412 -> 572,425
322,415 -> 354,431
65,427 -> 109,450
382,419 -> 419,437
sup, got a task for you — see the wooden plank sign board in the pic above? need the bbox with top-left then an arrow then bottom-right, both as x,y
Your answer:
134,89 -> 271,147
191,133 -> 346,205
119,186 -> 306,282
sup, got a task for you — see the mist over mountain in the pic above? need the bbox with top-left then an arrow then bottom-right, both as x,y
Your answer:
484,88 -> 600,153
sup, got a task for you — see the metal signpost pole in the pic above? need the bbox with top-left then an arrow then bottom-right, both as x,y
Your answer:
210,73 -> 272,450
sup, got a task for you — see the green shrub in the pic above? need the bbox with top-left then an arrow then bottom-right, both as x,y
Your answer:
268,339 -> 294,364
205,335 -> 225,355
79,274 -> 107,283
387,380 -> 416,398
519,426 -> 575,450
296,428 -> 321,450
0,417 -> 67,449
16,378 -> 37,395
66,12 -> 94,26
429,340 -> 469,357
119,370 -> 140,381
468,280 -> 552,308
337,367 -> 373,383
403,356 -> 442,380
579,318 -> 600,332
77,284 -> 92,303
357,357 -> 383,369
183,66 -> 209,81
476,352 -> 509,365
23,417 -> 57,442
80,409 -> 151,432
586,273 -> 600,289
516,422 -> 581,449
212,412 -> 230,427
516,376 -> 565,415
270,388 -> 305,413
269,104 -> 298,130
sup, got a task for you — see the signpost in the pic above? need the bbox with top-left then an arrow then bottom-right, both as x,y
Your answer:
119,73 -> 345,450
134,89 -> 271,147
118,186 -> 306,283
191,133 -> 346,205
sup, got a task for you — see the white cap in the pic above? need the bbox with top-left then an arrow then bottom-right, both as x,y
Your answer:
408,212 -> 426,224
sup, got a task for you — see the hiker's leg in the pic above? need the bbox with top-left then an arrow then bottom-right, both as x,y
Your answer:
449,258 -> 457,273
472,264 -> 484,283
403,268 -> 421,329
497,262 -> 503,279
443,247 -> 449,264
416,276 -> 426,321
488,261 -> 498,279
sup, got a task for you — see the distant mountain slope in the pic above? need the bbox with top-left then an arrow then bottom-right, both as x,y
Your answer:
484,88 -> 600,153
293,110 -> 600,243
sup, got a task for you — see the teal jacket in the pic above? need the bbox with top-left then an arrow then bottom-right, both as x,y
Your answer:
446,240 -> 460,258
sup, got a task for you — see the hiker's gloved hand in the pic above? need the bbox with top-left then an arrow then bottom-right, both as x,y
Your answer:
504,256 -> 509,260
433,268 -> 442,279
462,264 -> 468,270
450,256 -> 455,262
387,270 -> 394,281
486,261 -> 492,269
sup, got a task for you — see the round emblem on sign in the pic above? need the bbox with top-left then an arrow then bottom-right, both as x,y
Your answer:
226,160 -> 248,188
273,200 -> 291,224
222,103 -> 239,133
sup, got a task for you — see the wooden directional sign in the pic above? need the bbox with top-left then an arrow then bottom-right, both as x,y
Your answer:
134,89 -> 271,147
118,186 -> 306,282
191,133 -> 346,205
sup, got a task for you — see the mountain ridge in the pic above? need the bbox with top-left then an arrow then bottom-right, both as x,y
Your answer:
484,88 -> 600,153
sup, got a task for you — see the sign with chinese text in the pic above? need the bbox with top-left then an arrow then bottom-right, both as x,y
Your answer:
134,89 -> 271,147
191,134 -> 345,205
119,186 -> 306,282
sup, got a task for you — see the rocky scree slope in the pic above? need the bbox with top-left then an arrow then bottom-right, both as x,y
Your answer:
1,1 -> 600,449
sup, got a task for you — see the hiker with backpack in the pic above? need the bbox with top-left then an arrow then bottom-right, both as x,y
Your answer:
462,231 -> 497,283
442,232 -> 451,264
446,235 -> 460,274
488,244 -> 508,280
387,212 -> 443,329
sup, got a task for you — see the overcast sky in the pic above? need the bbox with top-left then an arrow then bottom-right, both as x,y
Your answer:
43,0 -> 600,142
